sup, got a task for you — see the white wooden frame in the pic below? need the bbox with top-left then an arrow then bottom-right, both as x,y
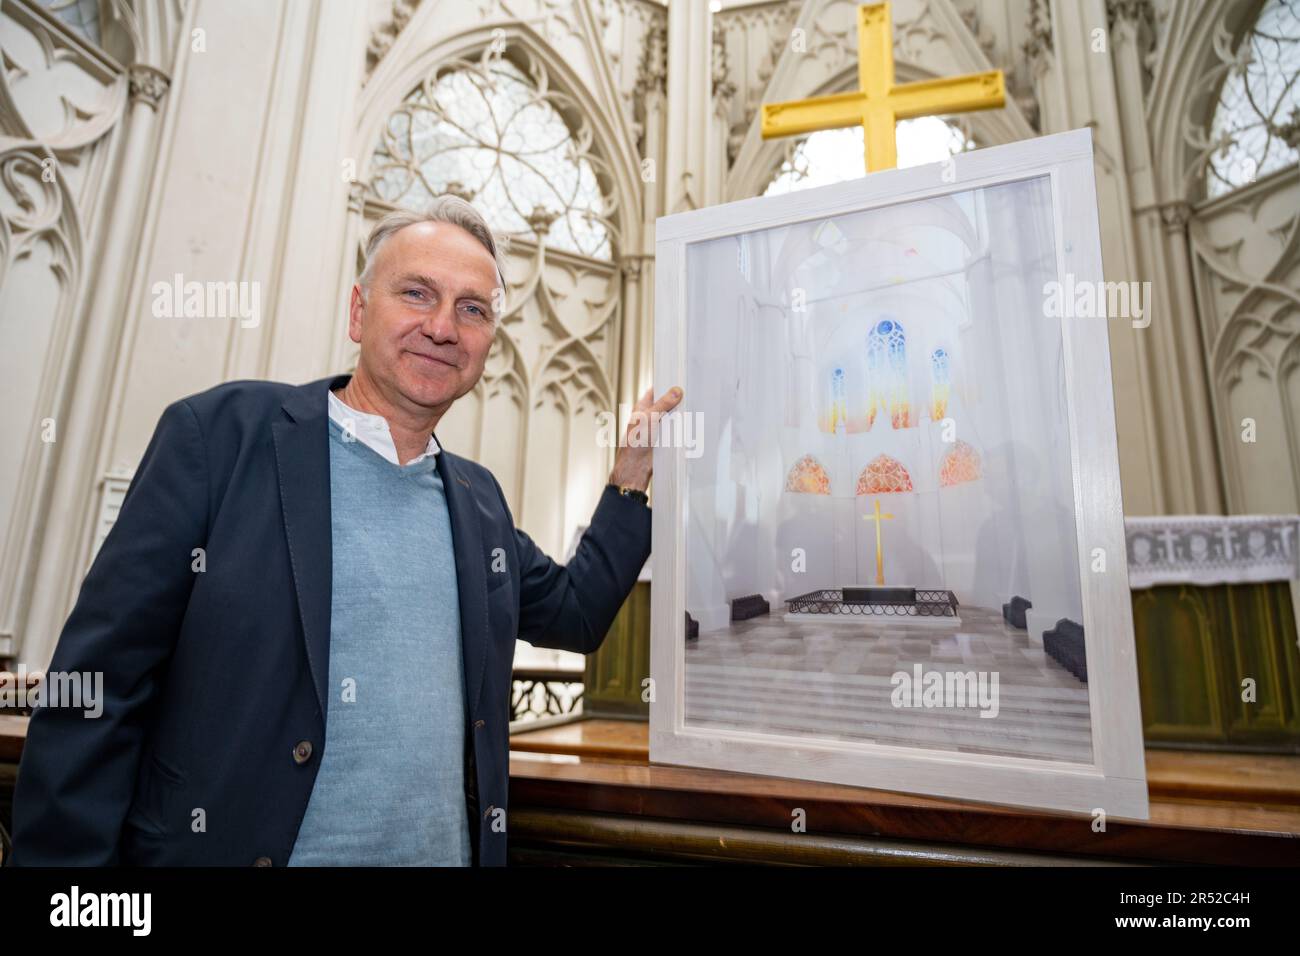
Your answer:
650,128 -> 1149,820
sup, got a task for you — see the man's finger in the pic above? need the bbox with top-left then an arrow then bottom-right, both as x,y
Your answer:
650,386 -> 683,415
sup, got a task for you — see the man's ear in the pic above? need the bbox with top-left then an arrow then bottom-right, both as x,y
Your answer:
348,284 -> 366,344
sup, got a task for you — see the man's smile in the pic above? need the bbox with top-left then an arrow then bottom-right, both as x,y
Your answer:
405,349 -> 459,369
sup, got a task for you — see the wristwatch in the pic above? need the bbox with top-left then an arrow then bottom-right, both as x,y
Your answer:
612,483 -> 648,505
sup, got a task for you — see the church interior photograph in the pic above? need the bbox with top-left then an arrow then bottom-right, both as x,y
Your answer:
1,0 -> 1299,886
669,157 -> 1108,767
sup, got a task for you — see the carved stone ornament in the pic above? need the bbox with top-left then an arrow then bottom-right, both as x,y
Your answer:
1158,200 -> 1191,232
127,64 -> 170,109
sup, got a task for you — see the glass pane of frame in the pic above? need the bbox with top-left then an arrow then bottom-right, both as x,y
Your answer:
680,174 -> 1096,765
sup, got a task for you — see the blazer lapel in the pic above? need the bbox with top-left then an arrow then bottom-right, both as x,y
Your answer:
272,375 -> 345,720
437,450 -> 488,720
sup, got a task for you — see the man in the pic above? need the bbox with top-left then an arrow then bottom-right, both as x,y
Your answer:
10,196 -> 680,866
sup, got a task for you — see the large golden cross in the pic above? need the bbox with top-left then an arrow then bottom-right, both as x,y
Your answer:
761,2 -> 1005,172
863,498 -> 895,586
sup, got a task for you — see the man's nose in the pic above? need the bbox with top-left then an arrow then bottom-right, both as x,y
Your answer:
423,300 -> 459,343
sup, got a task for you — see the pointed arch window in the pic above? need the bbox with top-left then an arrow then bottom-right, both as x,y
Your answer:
939,440 -> 981,487
855,455 -> 913,495
930,347 -> 951,421
764,118 -> 975,196
786,455 -> 832,494
1205,0 -> 1300,198
825,366 -> 848,433
368,47 -> 615,259
36,0 -> 100,44
867,318 -> 911,429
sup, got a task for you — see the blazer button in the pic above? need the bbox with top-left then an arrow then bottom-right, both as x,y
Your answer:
483,804 -> 495,819
253,856 -> 273,867
293,740 -> 313,764
474,719 -> 485,729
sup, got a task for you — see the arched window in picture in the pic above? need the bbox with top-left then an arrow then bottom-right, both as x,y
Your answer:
930,347 -> 951,421
786,455 -> 832,494
823,366 -> 848,433
855,454 -> 913,495
867,318 -> 911,429
939,440 -> 982,487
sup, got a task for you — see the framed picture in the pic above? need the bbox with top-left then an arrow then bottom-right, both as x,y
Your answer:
650,128 -> 1148,819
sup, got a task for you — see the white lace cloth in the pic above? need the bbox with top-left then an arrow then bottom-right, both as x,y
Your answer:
1125,514 -> 1300,589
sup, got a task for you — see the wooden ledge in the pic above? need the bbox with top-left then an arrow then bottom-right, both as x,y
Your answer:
509,718 -> 1300,866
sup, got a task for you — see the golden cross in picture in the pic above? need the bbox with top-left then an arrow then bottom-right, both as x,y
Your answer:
761,1 -> 1005,172
863,498 -> 894,586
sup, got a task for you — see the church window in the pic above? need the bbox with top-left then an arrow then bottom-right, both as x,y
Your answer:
930,347 -> 951,421
867,318 -> 911,429
765,117 -> 975,196
939,440 -> 981,487
1205,0 -> 1300,198
369,48 -> 613,259
826,366 -> 848,433
35,0 -> 100,45
785,455 -> 832,494
856,454 -> 913,495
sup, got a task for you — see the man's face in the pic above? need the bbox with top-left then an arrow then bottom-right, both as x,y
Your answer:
349,220 -> 499,416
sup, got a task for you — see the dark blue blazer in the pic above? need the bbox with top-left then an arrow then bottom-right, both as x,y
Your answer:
10,375 -> 650,866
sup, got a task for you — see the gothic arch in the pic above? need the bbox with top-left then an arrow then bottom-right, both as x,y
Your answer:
1145,0 -> 1271,205
856,454 -> 913,495
1157,0 -> 1300,510
786,454 -> 832,494
338,13 -> 641,554
939,440 -> 981,488
732,61 -> 1014,200
0,137 -> 86,658
525,337 -> 613,552
352,20 -> 642,244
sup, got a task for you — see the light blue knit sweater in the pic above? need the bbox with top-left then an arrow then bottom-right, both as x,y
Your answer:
288,417 -> 470,866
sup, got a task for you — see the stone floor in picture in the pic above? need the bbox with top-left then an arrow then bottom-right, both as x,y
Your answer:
684,604 -> 1092,763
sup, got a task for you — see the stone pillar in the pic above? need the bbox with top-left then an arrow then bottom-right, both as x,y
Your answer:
1036,0 -> 1162,515
1110,0 -> 1224,514
623,10 -> 666,411
663,0 -> 714,214
618,254 -> 655,411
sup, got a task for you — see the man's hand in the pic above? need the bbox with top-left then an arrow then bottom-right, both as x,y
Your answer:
608,386 -> 683,493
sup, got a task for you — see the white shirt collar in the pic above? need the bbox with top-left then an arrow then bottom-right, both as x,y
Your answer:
327,389 -> 441,467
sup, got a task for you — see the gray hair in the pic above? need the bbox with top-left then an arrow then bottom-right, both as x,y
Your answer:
358,196 -> 505,310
